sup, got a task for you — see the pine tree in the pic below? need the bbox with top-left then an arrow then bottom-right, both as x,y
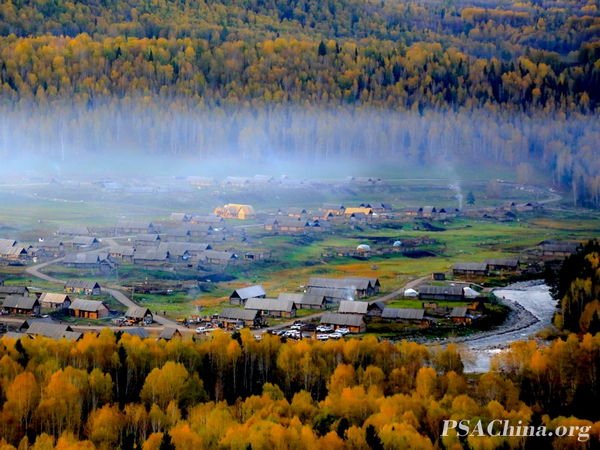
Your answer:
466,191 -> 475,205
318,41 -> 327,57
159,431 -> 175,450
365,425 -> 383,450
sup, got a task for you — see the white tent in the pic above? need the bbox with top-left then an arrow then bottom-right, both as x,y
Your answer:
404,288 -> 418,298
463,287 -> 479,299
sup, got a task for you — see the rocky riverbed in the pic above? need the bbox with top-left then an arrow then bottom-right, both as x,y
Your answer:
392,281 -> 558,373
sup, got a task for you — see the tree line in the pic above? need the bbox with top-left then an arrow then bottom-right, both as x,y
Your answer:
0,329 -> 599,448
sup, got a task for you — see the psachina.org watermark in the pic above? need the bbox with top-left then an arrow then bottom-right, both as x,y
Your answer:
442,420 -> 591,442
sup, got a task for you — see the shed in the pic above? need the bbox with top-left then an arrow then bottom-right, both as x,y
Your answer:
39,293 -> 71,309
114,221 -> 154,234
0,286 -> 29,299
452,262 -> 489,277
245,298 -> 297,318
125,306 -> 154,324
218,308 -> 261,327
320,313 -> 366,333
338,300 -> 369,315
230,285 -> 267,306
26,322 -> 81,341
135,234 -> 161,246
418,285 -> 464,301
382,308 -> 425,323
121,328 -> 150,339
170,213 -> 192,222
484,258 -> 520,271
2,296 -> 41,315
158,327 -> 182,341
404,207 -> 423,217
320,204 -> 345,216
69,298 -> 109,319
278,292 -> 327,310
71,236 -> 99,248
450,307 -> 471,323
58,226 -> 91,236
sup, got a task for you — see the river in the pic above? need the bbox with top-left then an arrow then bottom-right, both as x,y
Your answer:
462,282 -> 557,373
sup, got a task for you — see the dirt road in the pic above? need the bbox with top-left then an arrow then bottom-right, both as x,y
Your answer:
25,255 -> 187,332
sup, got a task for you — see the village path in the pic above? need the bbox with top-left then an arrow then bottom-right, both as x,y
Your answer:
24,251 -> 188,332
254,274 -> 432,334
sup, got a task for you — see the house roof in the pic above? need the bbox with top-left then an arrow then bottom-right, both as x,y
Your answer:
541,242 -> 581,253
108,245 -> 135,256
69,298 -> 107,312
418,285 -> 464,296
115,221 -> 153,229
64,253 -> 108,264
278,292 -> 325,306
158,328 -> 181,340
382,308 -> 425,320
245,298 -> 296,313
72,236 -> 98,245
306,287 -> 354,300
190,216 -> 224,224
2,295 -> 39,309
157,243 -> 191,257
308,277 -> 372,291
484,258 -> 520,267
168,228 -> 192,237
321,203 -> 345,210
452,262 -> 488,272
58,226 -> 90,235
287,207 -> 307,215
65,280 -> 100,290
345,207 -> 372,215
170,213 -> 191,221
3,332 -> 26,340
404,207 -> 423,213
136,234 -> 160,242
320,313 -> 365,327
232,285 -> 266,300
26,322 -> 74,339
338,300 -> 369,314
0,245 -> 28,256
219,308 -> 260,321
450,307 -> 469,317
200,250 -> 236,261
0,286 -> 29,295
133,251 -> 169,261
39,293 -> 70,305
0,239 -> 17,247
278,219 -> 309,228
422,206 -> 437,214
121,328 -> 150,339
126,306 -> 153,319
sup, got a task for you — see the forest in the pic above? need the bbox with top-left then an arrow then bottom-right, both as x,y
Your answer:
0,328 -> 600,449
0,0 -> 600,204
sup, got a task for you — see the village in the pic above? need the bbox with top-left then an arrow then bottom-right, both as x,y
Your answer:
0,173 -> 583,344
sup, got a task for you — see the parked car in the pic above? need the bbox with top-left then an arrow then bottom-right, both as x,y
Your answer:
316,334 -> 330,341
316,325 -> 333,332
337,328 -> 350,335
328,332 -> 343,339
195,327 -> 207,333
